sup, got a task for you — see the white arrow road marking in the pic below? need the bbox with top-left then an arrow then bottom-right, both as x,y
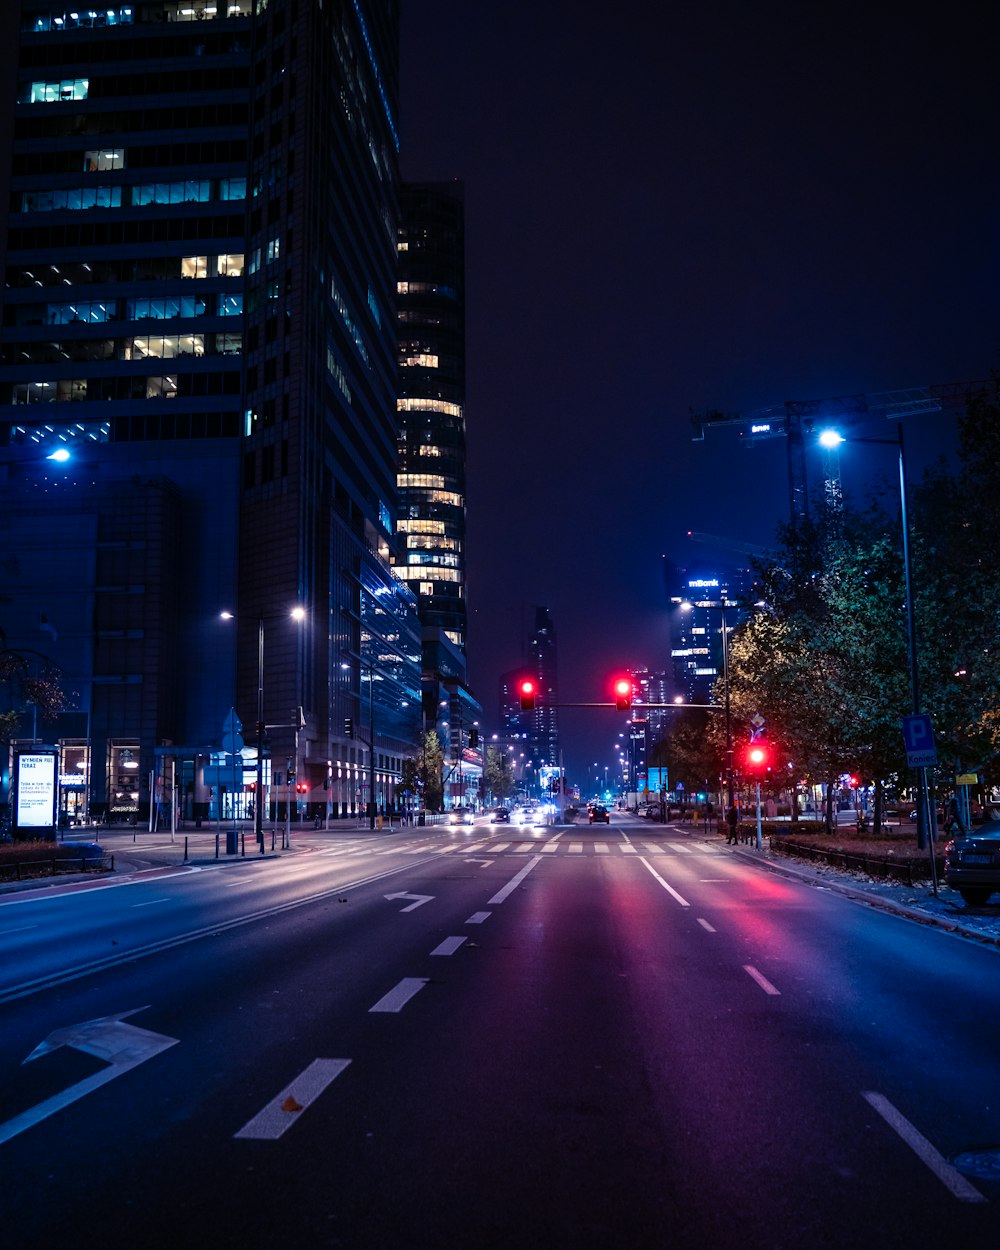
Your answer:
743,965 -> 780,995
369,978 -> 430,1014
383,891 -> 434,912
430,936 -> 467,956
862,1092 -> 987,1203
235,1059 -> 351,1141
0,1007 -> 178,1146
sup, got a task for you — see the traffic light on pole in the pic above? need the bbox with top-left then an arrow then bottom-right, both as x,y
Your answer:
518,678 -> 537,712
614,678 -> 632,712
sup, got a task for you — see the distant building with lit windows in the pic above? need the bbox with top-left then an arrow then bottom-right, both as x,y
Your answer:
668,569 -> 750,705
394,183 -> 467,652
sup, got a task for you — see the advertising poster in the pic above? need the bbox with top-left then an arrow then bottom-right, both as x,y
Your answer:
16,751 -> 57,830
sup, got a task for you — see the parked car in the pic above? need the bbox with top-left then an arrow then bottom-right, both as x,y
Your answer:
589,805 -> 610,824
491,808 -> 510,823
944,827 -> 1000,905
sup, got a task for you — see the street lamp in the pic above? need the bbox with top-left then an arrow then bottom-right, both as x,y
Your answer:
819,424 -> 929,846
221,606 -> 305,852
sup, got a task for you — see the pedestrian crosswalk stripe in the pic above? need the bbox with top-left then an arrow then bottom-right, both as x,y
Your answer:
595,843 -> 609,853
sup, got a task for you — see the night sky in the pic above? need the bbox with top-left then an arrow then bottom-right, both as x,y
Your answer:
400,0 -> 1000,779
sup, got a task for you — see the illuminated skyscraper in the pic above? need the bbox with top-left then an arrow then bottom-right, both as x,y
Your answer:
395,182 -> 467,651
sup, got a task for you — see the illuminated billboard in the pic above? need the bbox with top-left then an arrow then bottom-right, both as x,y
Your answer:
15,750 -> 58,831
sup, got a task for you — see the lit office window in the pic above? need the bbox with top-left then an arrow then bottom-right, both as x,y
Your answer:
84,149 -> 125,171
27,79 -> 89,103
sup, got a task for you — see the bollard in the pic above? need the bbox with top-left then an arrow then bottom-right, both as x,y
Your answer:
241,832 -> 245,857
183,835 -> 188,863
215,832 -> 220,860
271,829 -> 275,852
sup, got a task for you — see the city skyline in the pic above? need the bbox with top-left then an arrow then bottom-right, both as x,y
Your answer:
399,1 -> 999,774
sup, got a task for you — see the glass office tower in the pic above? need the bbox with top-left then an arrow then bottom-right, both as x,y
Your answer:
0,1 -> 420,825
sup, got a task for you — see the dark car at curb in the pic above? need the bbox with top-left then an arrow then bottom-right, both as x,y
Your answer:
944,827 -> 1000,905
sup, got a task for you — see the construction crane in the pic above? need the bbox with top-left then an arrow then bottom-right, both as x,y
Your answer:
686,530 -> 770,559
691,381 -> 984,520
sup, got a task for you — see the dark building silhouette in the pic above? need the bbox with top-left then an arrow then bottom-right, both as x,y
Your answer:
527,606 -> 559,768
0,1 -> 423,826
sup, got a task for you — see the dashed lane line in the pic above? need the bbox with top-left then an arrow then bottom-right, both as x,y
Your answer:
235,1059 -> 351,1141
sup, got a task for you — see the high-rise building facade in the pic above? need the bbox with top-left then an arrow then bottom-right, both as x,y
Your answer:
668,569 -> 749,705
527,606 -> 559,768
394,182 -> 467,651
0,0 -> 422,827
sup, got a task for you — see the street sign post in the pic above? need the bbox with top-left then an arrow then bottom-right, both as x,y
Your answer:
902,714 -> 937,768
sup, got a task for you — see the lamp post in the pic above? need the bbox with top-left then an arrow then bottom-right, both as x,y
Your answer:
222,607 -> 305,853
819,424 -> 931,853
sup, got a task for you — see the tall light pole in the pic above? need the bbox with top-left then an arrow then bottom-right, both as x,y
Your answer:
220,606 -> 305,853
819,424 -> 928,845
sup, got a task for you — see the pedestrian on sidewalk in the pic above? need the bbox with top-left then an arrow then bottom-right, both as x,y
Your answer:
726,804 -> 739,845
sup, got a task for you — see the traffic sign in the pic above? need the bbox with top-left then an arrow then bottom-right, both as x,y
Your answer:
902,714 -> 937,768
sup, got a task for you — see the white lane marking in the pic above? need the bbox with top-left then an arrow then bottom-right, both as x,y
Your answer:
667,843 -> 692,854
699,878 -> 731,883
619,845 -> 637,854
488,856 -> 543,904
697,918 -> 717,932
641,843 -> 665,855
130,898 -> 171,908
430,936 -> 467,957
862,1092 -> 987,1203
369,978 -> 430,1014
224,877 -> 259,887
462,842 -> 490,853
0,924 -> 39,935
638,857 -> 689,907
490,842 -> 511,852
595,843 -> 609,854
435,845 -> 461,854
743,965 -> 780,995
569,843 -> 583,854
235,1059 -> 351,1141
540,842 -> 559,853
0,857 -> 445,1006
514,843 -> 537,853
466,911 -> 491,924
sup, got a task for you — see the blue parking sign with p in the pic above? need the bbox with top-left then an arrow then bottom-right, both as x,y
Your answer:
902,714 -> 937,768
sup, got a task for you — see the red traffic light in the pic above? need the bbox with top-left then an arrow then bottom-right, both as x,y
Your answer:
745,743 -> 770,773
849,775 -> 860,788
614,677 -> 632,711
518,678 -> 537,712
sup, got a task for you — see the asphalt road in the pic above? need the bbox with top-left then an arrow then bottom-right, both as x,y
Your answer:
2,815 -> 998,1249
